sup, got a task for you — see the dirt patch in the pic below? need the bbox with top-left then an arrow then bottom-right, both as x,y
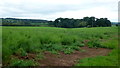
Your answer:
38,46 -> 111,66
13,46 -> 111,66
14,53 -> 36,60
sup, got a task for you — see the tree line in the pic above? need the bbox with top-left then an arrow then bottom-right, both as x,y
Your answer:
1,18 -> 48,26
1,17 -> 112,28
49,17 -> 111,28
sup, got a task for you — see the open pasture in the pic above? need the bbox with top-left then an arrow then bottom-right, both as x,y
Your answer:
2,26 -> 119,66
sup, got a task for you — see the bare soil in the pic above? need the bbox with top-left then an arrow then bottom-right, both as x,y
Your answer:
14,40 -> 111,66
38,46 -> 111,66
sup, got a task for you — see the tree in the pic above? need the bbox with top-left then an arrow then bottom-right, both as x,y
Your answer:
96,18 -> 111,27
79,21 -> 87,27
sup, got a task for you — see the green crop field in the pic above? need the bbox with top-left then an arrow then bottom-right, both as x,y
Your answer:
2,26 -> 119,66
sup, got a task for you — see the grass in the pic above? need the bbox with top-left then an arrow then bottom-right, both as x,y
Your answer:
75,32 -> 119,66
75,49 -> 119,66
10,58 -> 39,66
2,26 -> 118,66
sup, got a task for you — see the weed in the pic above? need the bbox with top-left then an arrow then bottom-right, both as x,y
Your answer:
87,40 -> 102,48
10,59 -> 38,66
2,26 -> 118,66
15,48 -> 27,57
35,53 -> 44,60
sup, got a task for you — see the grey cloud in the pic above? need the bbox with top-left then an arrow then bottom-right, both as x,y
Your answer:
0,0 -> 118,21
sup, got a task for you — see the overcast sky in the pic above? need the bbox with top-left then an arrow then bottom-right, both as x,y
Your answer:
0,0 -> 118,21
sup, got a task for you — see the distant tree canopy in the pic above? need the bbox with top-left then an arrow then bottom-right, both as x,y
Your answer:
1,18 -> 49,26
51,17 -> 111,28
115,23 -> 120,26
1,17 -> 111,28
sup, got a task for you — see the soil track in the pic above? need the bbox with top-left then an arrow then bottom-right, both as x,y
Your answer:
38,46 -> 111,66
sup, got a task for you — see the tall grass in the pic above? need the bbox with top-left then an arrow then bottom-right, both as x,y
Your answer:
75,27 -> 118,66
2,26 -> 118,66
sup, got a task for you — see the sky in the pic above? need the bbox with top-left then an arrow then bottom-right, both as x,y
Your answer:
0,0 -> 118,22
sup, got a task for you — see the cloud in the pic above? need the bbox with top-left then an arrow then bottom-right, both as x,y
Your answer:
0,0 -> 118,21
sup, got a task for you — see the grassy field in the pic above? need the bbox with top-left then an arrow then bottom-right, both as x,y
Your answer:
2,26 -> 119,66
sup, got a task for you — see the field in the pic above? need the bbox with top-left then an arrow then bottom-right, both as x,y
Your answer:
2,26 -> 119,66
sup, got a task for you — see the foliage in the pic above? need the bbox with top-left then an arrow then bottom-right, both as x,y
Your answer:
1,18 -> 49,26
75,49 -> 119,66
2,26 -> 118,66
10,59 -> 38,66
75,30 -> 118,66
75,55 -> 118,66
35,53 -> 44,60
87,40 -> 102,48
53,17 -> 111,28
1,17 -> 111,28
100,39 -> 118,49
15,48 -> 27,56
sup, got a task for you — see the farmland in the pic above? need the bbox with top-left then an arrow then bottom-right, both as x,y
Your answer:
2,26 -> 119,66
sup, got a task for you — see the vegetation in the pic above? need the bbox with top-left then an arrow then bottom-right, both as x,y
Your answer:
1,18 -> 49,26
75,37 -> 119,66
2,26 -> 118,66
53,17 -> 111,28
10,59 -> 38,66
1,17 -> 111,28
75,26 -> 119,66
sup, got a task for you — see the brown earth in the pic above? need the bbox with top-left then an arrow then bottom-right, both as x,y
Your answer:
13,46 -> 111,66
38,46 -> 111,66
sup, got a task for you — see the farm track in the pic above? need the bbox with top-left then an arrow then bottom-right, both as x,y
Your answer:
38,46 -> 111,66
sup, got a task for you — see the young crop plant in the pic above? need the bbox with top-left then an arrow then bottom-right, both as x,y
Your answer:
2,26 -> 118,66
72,41 -> 85,47
63,48 -> 74,54
61,35 -> 76,45
100,39 -> 118,49
87,40 -> 102,48
35,53 -> 45,60
15,48 -> 27,57
10,59 -> 39,66
49,50 -> 59,55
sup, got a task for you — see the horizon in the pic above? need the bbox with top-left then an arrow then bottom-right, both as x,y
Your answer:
1,17 -> 118,22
